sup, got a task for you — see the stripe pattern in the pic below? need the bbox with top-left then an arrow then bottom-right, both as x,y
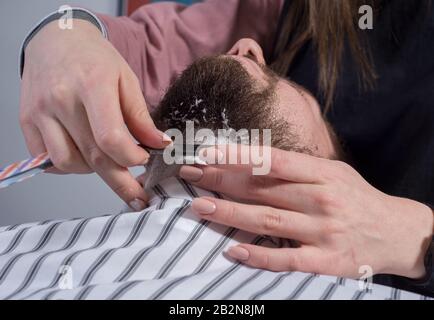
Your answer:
0,178 -> 429,300
0,153 -> 52,189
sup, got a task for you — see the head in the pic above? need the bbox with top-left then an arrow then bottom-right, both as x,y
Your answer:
153,39 -> 342,160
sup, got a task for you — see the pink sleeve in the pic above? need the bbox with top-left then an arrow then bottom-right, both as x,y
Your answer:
96,0 -> 284,108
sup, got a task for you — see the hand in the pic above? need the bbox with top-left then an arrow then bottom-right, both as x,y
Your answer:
180,145 -> 434,279
20,20 -> 171,210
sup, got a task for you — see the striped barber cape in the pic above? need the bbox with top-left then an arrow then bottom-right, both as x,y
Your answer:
0,178 -> 429,300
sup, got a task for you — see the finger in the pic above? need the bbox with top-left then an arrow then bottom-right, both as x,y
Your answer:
226,245 -> 321,273
79,76 -> 151,168
37,117 -> 92,174
136,173 -> 146,186
20,119 -> 63,175
61,106 -> 148,209
199,144 -> 330,184
76,134 -> 149,209
180,165 -> 245,193
20,118 -> 46,157
119,67 -> 172,148
98,164 -> 149,211
191,197 -> 318,243
180,165 -> 323,212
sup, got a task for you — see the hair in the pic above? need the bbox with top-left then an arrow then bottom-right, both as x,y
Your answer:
271,0 -> 431,112
153,56 -> 314,154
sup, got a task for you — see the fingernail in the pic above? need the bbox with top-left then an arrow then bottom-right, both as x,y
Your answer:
136,174 -> 145,186
227,246 -> 250,261
142,154 -> 150,165
162,133 -> 173,145
199,147 -> 224,165
179,166 -> 203,182
129,198 -> 146,211
192,198 -> 216,215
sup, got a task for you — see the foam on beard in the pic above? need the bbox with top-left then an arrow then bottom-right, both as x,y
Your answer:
165,97 -> 236,131
167,97 -> 206,127
142,97 -> 256,190
165,96 -> 255,145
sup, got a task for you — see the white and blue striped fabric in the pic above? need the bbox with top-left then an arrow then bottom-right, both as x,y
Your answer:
0,178 -> 429,300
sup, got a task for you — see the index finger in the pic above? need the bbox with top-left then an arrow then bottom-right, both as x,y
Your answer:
80,76 -> 151,168
119,68 -> 171,149
199,144 -> 330,184
191,197 -> 318,243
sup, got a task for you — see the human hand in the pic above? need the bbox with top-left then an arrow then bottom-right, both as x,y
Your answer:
20,19 -> 171,209
180,146 -> 434,279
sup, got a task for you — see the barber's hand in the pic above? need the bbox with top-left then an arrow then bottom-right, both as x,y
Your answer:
180,146 -> 434,279
20,20 -> 171,210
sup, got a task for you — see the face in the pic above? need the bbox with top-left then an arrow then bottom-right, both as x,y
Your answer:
154,39 -> 340,160
227,39 -> 337,159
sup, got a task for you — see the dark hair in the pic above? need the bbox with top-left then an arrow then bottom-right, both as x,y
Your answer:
153,56 -> 309,153
271,0 -> 431,112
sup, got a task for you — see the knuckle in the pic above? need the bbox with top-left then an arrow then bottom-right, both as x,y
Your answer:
95,129 -> 140,167
247,176 -> 268,197
260,208 -> 282,233
257,252 -> 271,269
50,151 -> 74,172
19,111 -> 32,127
86,144 -> 107,168
131,105 -> 148,121
223,202 -> 237,223
271,150 -> 286,170
314,190 -> 339,211
111,183 -> 134,200
319,220 -> 342,238
77,63 -> 102,89
33,96 -> 49,114
95,129 -> 142,167
329,161 -> 353,179
285,253 -> 301,271
335,160 -> 353,172
95,128 -> 123,151
49,83 -> 69,104
211,170 -> 225,188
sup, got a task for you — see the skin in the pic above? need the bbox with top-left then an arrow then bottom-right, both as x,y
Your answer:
22,19 -> 433,280
228,39 -> 336,159
179,39 -> 434,280
21,20 -> 172,210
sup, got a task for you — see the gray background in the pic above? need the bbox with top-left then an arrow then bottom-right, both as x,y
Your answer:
0,1 -> 137,226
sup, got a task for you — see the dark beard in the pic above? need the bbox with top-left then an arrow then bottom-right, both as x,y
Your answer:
153,55 -> 311,154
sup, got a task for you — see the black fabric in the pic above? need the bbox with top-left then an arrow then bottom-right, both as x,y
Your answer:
397,236 -> 434,298
272,0 -> 434,296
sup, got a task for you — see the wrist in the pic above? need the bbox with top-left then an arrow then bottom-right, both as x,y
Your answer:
27,19 -> 102,51
20,7 -> 107,77
391,199 -> 434,279
24,19 -> 104,80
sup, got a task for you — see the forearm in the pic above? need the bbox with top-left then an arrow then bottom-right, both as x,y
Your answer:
96,0 -> 283,108
21,0 -> 283,109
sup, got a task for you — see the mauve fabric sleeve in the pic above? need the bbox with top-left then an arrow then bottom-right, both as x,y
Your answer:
96,0 -> 284,109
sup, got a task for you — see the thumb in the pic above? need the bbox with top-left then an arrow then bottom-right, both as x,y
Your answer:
119,69 -> 171,149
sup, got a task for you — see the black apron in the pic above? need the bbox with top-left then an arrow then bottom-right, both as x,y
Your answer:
271,0 -> 434,296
